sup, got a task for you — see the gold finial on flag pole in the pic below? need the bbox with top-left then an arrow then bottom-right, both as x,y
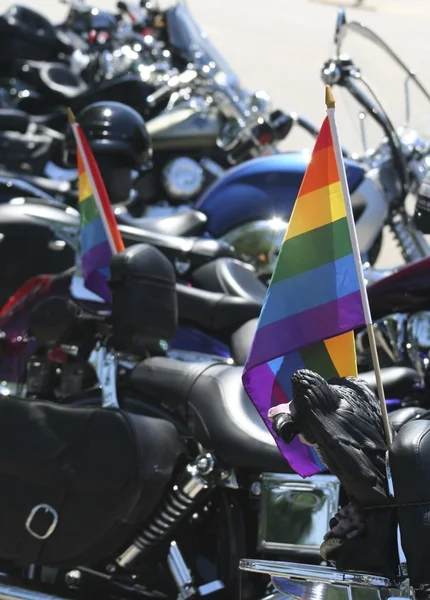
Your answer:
325,85 -> 336,109
67,107 -> 76,124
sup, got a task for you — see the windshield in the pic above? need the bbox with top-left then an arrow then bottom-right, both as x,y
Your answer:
165,0 -> 240,86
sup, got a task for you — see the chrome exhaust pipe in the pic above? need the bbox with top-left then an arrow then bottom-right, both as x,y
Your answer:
0,574 -> 69,600
0,573 -> 289,600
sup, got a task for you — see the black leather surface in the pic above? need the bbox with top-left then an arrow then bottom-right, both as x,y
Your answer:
176,284 -> 262,333
358,366 -> 419,399
129,359 -> 425,473
388,406 -> 428,432
191,258 -> 267,304
0,109 -> 29,133
129,357 -> 292,472
117,209 -> 208,237
390,420 -> 430,584
230,318 -> 258,365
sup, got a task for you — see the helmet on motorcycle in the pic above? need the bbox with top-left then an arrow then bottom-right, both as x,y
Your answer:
63,101 -> 152,169
0,5 -> 58,64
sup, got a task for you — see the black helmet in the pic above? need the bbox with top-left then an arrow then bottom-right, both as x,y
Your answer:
64,101 -> 152,169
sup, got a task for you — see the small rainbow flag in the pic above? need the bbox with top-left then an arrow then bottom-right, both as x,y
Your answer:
68,109 -> 125,304
242,115 -> 366,477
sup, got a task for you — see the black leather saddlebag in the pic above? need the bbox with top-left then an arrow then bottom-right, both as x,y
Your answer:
0,395 -> 184,567
389,419 -> 430,585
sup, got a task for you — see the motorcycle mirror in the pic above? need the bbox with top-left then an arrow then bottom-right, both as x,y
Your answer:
334,8 -> 347,57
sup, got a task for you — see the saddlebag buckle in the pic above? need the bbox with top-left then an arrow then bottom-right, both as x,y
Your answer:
25,503 -> 59,540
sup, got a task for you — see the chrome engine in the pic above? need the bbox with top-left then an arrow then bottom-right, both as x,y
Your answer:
356,311 -> 430,379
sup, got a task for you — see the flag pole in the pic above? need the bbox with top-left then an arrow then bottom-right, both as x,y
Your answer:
325,85 -> 392,446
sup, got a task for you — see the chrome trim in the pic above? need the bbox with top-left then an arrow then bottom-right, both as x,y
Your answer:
389,212 -> 430,263
47,240 -> 66,251
239,559 -> 396,587
0,574 -> 72,600
88,343 -> 119,408
25,504 -> 59,540
258,473 -> 340,554
167,541 -> 196,599
162,157 -> 205,200
221,218 -> 288,277
239,560 -> 405,600
356,313 -> 408,370
406,311 -> 430,378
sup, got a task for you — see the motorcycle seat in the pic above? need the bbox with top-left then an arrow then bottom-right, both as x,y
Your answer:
131,359 -> 425,473
190,258 -> 267,304
0,108 -> 29,133
39,62 -> 88,99
229,318 -> 258,365
130,357 -> 293,472
358,366 -> 420,400
389,419 -> 430,585
116,209 -> 208,237
388,406 -> 428,432
176,284 -> 262,334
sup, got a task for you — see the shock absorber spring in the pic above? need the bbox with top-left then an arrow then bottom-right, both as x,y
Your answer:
389,211 -> 430,263
115,453 -> 215,569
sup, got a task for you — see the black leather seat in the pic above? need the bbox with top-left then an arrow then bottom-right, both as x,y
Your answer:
116,209 -> 208,237
130,358 -> 426,473
388,406 -> 428,432
191,258 -> 267,304
129,357 -> 292,472
230,318 -> 258,365
359,366 -> 420,399
0,109 -> 29,133
390,419 -> 430,585
176,285 -> 262,334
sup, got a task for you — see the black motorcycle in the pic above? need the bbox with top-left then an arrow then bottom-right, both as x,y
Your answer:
0,242 -> 425,600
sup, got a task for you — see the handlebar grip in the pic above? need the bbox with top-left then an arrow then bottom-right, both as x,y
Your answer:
271,412 -> 299,444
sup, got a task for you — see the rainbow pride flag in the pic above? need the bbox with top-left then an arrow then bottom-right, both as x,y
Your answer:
69,110 -> 125,304
242,115 -> 366,477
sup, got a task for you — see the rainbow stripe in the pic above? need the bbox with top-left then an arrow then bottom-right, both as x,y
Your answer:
71,121 -> 124,304
242,116 -> 365,477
